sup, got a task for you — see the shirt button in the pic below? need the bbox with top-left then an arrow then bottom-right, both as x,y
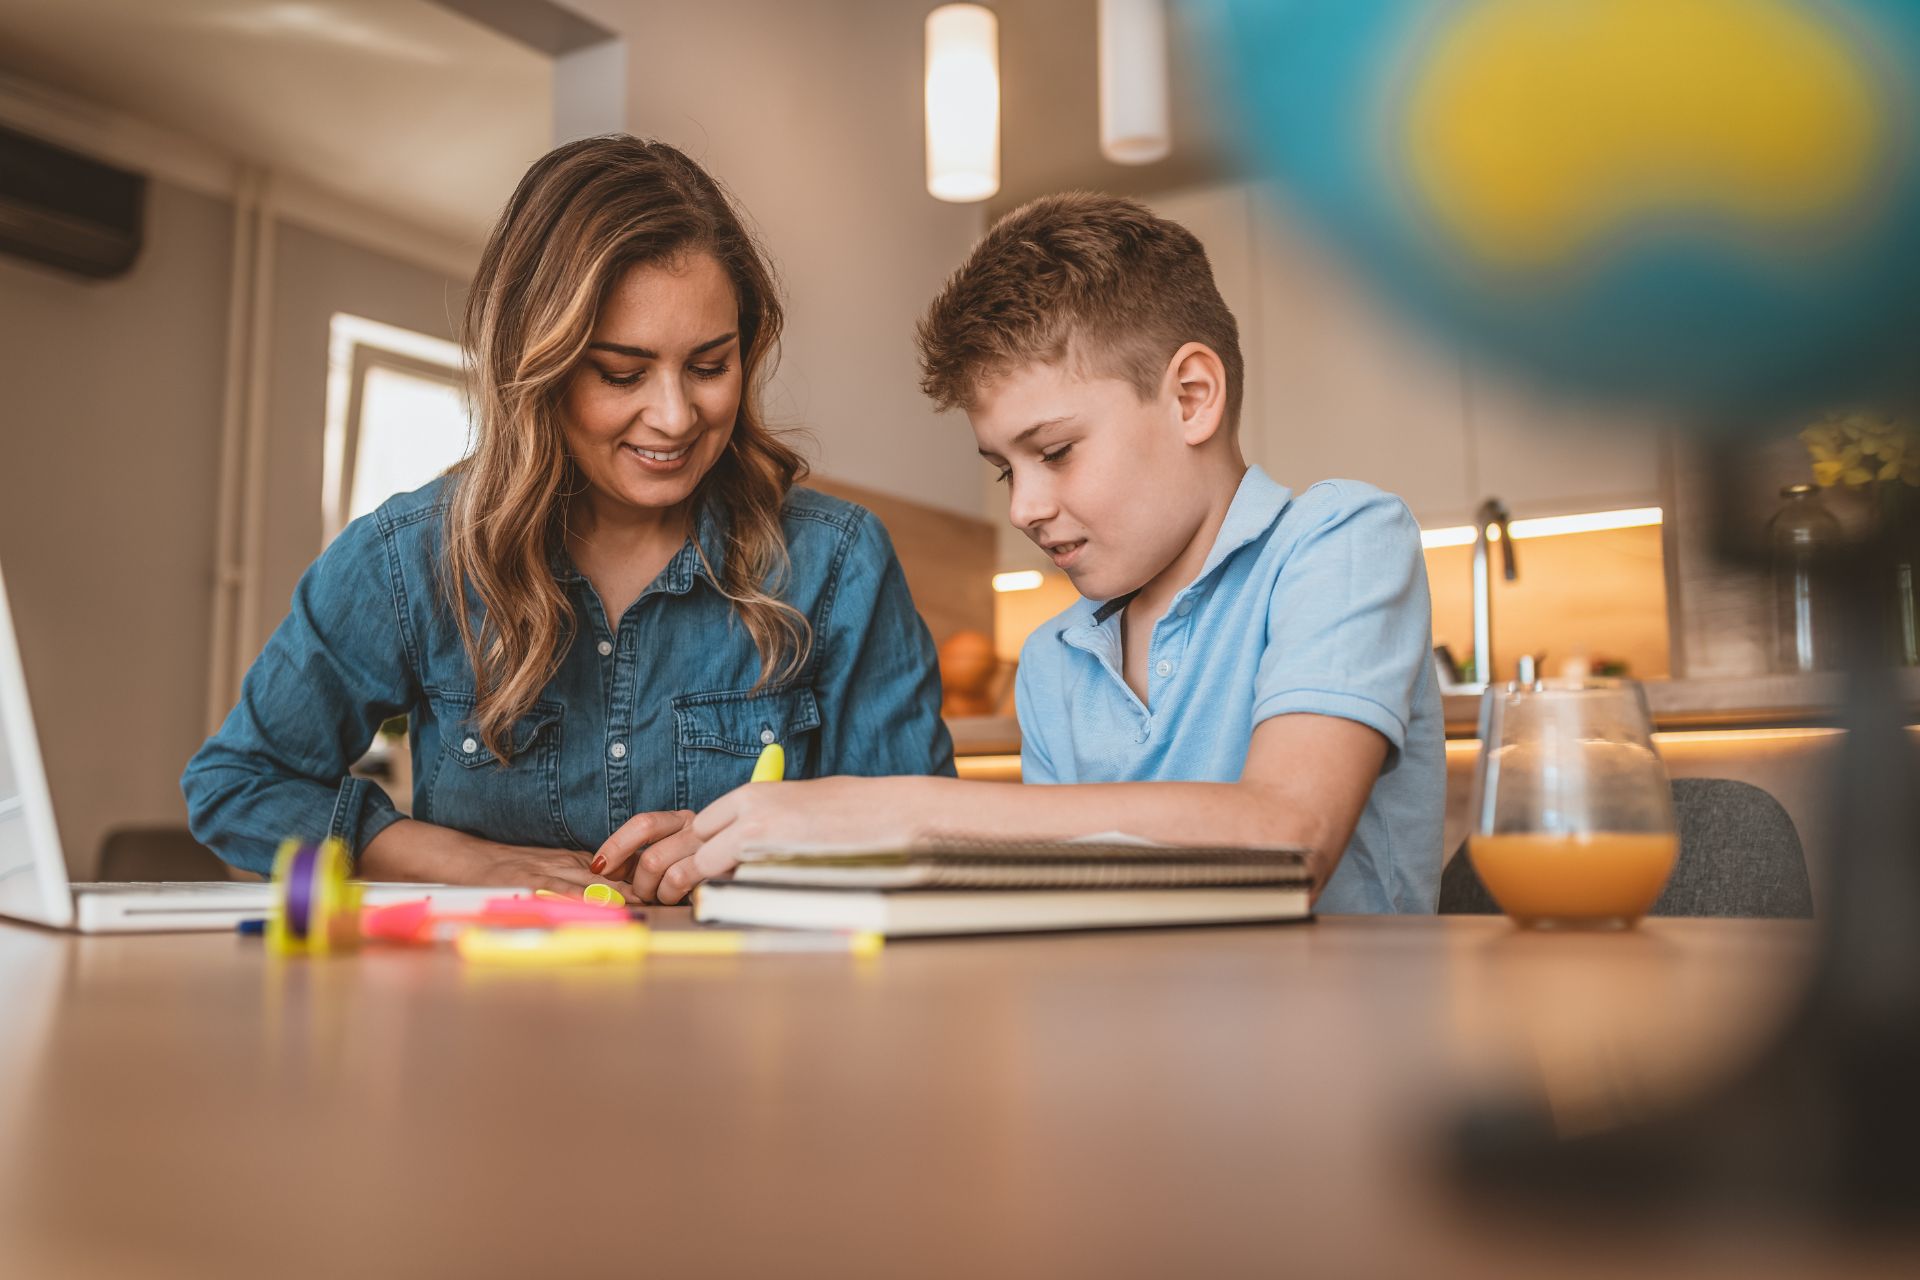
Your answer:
597,640 -> 613,656
461,737 -> 478,754
760,728 -> 776,745
609,741 -> 627,760
1155,659 -> 1173,677
1175,599 -> 1193,617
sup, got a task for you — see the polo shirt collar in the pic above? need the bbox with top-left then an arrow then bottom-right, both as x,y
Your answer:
1085,465 -> 1293,624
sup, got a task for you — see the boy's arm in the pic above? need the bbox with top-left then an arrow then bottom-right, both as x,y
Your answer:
656,712 -> 1385,903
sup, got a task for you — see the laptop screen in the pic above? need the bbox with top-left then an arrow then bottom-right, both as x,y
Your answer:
0,560 -> 74,927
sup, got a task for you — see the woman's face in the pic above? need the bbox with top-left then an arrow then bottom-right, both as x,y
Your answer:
560,251 -> 743,519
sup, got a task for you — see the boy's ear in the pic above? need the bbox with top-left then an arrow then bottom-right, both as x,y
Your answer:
1167,342 -> 1227,446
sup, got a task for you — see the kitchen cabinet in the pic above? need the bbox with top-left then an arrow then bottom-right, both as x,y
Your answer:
1465,365 -> 1670,518
1148,183 -> 1666,527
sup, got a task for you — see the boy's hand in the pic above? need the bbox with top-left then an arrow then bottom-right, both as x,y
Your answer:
651,777 -> 923,905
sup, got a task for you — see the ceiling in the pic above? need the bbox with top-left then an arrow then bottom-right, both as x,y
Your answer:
0,0 -> 552,246
0,0 -> 1240,246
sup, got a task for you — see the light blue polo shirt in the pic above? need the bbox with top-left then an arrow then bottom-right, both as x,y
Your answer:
1015,466 -> 1444,913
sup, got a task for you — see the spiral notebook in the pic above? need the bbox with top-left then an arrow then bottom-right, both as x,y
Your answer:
693,837 -> 1313,937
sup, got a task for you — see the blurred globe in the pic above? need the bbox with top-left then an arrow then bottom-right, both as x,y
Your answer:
1192,0 -> 1920,421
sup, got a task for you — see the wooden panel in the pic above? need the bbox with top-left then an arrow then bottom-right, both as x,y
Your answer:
1425,523 -> 1672,684
805,474 -> 995,646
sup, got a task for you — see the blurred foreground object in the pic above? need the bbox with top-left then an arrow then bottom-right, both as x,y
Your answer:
1196,0 -> 1920,1233
1194,0 -> 1920,415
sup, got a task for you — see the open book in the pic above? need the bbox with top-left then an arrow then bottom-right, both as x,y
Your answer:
693,836 -> 1313,937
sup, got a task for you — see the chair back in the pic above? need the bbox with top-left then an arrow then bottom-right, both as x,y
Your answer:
96,826 -> 231,882
1438,777 -> 1813,918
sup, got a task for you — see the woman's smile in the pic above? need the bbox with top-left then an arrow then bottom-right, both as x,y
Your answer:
621,438 -> 697,473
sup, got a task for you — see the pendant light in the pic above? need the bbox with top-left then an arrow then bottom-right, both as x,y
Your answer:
1098,0 -> 1171,165
925,4 -> 1001,202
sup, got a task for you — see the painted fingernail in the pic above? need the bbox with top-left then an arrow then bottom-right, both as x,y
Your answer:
590,855 -> 605,874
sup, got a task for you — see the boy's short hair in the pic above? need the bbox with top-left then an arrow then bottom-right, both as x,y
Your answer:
916,191 -> 1244,427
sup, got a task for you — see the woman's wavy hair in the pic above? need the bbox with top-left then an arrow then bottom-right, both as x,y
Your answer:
444,135 -> 810,759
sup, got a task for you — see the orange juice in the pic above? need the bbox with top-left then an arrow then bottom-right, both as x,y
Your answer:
1467,832 -> 1679,927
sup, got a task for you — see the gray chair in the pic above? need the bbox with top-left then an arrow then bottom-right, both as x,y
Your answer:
1439,777 -> 1814,918
96,826 -> 230,882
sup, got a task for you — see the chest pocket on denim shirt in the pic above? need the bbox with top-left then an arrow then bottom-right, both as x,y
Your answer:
421,692 -> 576,849
671,684 -> 822,810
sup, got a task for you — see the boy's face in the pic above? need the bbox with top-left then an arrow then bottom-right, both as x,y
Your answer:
971,358 -> 1215,603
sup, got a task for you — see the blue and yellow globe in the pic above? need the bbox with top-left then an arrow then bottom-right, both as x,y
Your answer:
1195,0 -> 1920,418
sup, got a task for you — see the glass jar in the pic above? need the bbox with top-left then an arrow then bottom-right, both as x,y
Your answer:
1768,483 -> 1842,673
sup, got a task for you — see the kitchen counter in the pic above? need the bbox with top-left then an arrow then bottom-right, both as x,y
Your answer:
1441,669 -> 1920,737
947,670 -> 1920,754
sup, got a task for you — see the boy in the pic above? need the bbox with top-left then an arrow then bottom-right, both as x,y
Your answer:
602,192 -> 1445,913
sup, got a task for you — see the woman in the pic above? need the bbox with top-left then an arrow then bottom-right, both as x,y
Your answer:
182,136 -> 954,900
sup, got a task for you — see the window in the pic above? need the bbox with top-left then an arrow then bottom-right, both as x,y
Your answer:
321,313 -> 469,542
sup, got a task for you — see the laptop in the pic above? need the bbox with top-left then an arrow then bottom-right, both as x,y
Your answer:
0,559 -> 516,932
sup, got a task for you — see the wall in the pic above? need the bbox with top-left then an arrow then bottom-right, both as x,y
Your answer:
255,222 -> 466,654
568,0 -> 988,520
0,183 -> 233,878
0,177 -> 468,877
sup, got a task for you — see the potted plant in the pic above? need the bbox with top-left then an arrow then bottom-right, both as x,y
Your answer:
1801,409 -> 1920,665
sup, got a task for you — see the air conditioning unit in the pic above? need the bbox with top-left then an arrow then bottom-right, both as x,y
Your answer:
0,124 -> 144,279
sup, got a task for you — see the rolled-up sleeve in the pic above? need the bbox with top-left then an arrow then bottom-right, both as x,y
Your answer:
1252,486 -> 1430,758
812,509 -> 956,779
181,513 -> 417,874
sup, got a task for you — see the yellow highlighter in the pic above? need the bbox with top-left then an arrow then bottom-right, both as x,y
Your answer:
455,923 -> 880,964
457,923 -> 651,966
751,740 -> 785,783
648,930 -> 883,957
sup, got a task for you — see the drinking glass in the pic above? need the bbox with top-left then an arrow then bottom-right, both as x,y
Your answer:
1468,679 -> 1678,929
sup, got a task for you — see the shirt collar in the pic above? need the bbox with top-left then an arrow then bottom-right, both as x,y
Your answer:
1084,465 -> 1293,624
548,494 -> 731,596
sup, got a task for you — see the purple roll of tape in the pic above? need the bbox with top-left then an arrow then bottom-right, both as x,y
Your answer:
283,841 -> 319,940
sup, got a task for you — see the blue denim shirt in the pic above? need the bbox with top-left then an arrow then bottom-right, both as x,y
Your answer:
182,477 -> 955,874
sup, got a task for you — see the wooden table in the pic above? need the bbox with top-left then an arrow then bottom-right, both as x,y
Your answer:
0,913 -> 1904,1278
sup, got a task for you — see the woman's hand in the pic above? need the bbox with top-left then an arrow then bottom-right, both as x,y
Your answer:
592,809 -> 699,903
358,818 -> 638,902
647,777 -> 930,905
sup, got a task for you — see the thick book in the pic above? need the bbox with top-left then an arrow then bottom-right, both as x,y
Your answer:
693,837 -> 1313,937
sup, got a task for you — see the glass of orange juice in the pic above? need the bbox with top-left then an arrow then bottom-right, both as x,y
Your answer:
1468,678 -> 1678,929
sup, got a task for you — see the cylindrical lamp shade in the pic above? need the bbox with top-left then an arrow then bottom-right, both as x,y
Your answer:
1099,0 -> 1171,164
925,4 -> 1001,202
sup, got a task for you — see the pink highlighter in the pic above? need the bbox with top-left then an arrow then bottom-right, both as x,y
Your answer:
361,894 -> 628,945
